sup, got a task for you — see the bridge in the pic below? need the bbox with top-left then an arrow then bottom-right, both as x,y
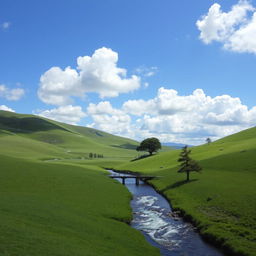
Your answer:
110,175 -> 156,185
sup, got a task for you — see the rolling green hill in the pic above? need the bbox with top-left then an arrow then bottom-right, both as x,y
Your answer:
114,127 -> 256,256
0,110 -> 159,256
0,110 -> 139,161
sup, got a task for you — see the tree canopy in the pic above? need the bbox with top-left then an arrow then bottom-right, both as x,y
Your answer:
206,138 -> 212,144
178,146 -> 202,181
136,137 -> 161,155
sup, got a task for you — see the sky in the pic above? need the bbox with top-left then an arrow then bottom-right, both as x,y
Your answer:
1,0 -> 256,145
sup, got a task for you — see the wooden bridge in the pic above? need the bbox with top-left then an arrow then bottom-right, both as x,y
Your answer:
110,175 -> 156,185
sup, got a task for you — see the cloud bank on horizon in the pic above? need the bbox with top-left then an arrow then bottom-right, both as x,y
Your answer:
0,105 -> 14,112
86,88 -> 256,145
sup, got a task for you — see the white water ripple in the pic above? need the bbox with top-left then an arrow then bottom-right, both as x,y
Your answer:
132,195 -> 182,247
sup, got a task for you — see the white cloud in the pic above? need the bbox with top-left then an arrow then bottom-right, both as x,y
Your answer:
87,101 -> 123,116
196,0 -> 256,54
87,102 -> 133,136
123,88 -> 210,116
1,22 -> 10,30
36,105 -> 86,125
0,84 -> 25,101
38,47 -> 141,105
123,99 -> 156,116
135,66 -> 158,77
227,12 -> 256,53
0,105 -> 15,112
86,88 -> 256,145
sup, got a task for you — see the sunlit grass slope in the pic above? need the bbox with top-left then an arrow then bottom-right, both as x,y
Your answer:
116,127 -> 256,256
0,110 -> 139,160
0,154 -> 159,256
0,110 -> 161,255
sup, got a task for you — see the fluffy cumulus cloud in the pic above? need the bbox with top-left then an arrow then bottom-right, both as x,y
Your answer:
38,47 -> 140,105
0,105 -> 15,112
86,88 -> 256,145
0,84 -> 25,101
87,101 -> 133,136
196,0 -> 256,54
36,105 -> 86,125
123,99 -> 156,116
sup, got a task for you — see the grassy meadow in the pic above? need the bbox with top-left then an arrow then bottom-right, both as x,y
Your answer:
0,110 -> 159,256
1,109 -> 256,256
113,127 -> 256,256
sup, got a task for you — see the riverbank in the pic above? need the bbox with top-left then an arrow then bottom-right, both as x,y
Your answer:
109,163 -> 254,256
110,169 -> 225,256
111,129 -> 256,256
145,179 -> 237,256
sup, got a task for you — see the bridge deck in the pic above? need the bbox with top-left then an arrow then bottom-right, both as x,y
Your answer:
110,175 -> 156,179
109,175 -> 157,185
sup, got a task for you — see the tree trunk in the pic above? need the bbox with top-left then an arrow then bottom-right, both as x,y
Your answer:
186,171 -> 190,181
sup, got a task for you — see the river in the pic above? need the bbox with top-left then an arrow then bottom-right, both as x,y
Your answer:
109,170 -> 225,256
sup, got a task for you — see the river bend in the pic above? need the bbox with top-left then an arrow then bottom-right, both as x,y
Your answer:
109,170 -> 224,256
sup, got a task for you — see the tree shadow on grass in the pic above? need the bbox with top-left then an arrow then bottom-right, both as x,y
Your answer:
130,154 -> 155,162
161,179 -> 198,193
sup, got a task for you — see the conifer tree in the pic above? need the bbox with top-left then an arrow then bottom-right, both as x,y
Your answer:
178,146 -> 202,181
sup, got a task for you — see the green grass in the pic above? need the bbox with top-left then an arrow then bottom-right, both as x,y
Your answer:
0,155 -> 159,256
114,127 -> 256,256
3,109 -> 256,255
0,111 -> 159,256
0,110 -> 140,160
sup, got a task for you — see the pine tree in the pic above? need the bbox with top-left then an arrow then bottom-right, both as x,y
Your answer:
178,146 -> 202,181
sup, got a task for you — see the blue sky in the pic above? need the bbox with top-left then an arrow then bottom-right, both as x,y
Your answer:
1,0 -> 256,144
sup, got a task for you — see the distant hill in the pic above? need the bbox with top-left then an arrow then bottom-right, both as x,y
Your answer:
162,142 -> 194,149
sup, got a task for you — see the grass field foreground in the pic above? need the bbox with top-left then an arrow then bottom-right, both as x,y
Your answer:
0,154 -> 159,256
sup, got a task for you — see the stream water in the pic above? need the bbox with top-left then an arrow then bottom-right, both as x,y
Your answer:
109,170 -> 224,256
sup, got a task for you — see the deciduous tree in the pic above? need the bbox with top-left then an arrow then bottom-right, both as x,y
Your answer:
206,138 -> 212,145
136,137 -> 161,155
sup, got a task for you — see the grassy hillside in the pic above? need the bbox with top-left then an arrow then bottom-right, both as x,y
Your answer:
0,110 -> 139,161
0,110 -> 159,256
114,127 -> 256,256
